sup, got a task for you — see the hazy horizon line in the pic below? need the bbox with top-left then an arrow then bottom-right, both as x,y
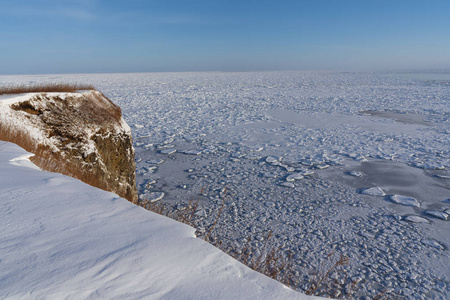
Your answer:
2,67 -> 450,77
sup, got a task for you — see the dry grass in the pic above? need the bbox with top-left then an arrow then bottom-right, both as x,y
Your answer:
305,251 -> 351,297
0,123 -> 37,154
0,122 -> 105,190
203,198 -> 225,242
139,198 -> 200,226
0,88 -> 137,202
136,187 -> 383,299
0,83 -> 95,95
225,231 -> 292,282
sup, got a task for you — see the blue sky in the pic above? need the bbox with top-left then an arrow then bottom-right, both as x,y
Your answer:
1,0 -> 449,74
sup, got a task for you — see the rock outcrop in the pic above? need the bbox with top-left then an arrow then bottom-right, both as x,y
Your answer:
0,90 -> 137,202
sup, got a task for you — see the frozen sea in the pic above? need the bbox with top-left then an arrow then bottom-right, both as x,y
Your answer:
1,71 -> 449,298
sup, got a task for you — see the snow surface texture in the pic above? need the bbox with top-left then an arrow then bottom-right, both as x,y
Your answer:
1,71 -> 449,298
0,142 -> 315,299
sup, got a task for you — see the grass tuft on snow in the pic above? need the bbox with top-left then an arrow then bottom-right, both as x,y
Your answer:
0,83 -> 95,95
138,189 -> 370,298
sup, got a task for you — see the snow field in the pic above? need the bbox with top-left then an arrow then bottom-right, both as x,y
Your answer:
0,142 -> 315,299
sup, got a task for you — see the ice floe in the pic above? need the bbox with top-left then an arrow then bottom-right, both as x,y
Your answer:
359,187 -> 386,196
434,174 -> 450,179
139,192 -> 165,202
180,149 -> 203,155
146,159 -> 165,164
314,164 -> 330,170
145,179 -> 156,186
286,173 -> 304,182
348,171 -> 363,177
265,156 -> 280,164
389,195 -> 420,207
421,239 -> 444,250
280,182 -> 295,188
403,215 -> 429,223
160,149 -> 177,155
300,170 -> 315,176
424,210 -> 448,220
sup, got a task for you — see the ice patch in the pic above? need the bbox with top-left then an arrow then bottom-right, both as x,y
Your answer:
348,171 -> 362,177
412,162 -> 445,170
403,215 -> 429,223
157,144 -> 175,149
160,149 -> 177,155
359,187 -> 385,196
301,170 -> 315,176
280,182 -> 295,188
139,192 -> 165,202
434,174 -> 450,179
145,179 -> 156,186
284,166 -> 295,172
314,164 -> 330,170
421,239 -> 444,250
180,150 -> 202,155
424,210 -> 448,220
146,159 -> 164,165
286,173 -> 304,182
265,156 -> 280,164
389,195 -> 420,207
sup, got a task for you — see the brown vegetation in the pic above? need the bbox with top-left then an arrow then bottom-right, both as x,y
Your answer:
0,121 -> 109,198
0,89 -> 137,202
0,83 -> 95,95
140,198 -> 199,226
9,90 -> 122,124
138,190 -> 371,299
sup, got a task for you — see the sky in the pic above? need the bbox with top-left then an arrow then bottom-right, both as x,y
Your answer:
1,0 -> 450,74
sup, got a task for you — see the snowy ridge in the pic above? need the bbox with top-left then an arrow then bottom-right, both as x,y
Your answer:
0,142 -> 314,299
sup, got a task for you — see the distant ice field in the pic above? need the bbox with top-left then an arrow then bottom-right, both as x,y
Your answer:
2,71 -> 449,298
3,71 -> 448,165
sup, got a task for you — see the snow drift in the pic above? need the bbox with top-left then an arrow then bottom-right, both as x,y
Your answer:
0,142 -> 315,299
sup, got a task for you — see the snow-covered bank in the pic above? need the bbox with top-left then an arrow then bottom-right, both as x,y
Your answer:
0,142 -> 313,299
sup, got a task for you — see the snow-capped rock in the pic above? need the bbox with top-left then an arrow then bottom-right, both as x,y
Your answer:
0,91 -> 137,202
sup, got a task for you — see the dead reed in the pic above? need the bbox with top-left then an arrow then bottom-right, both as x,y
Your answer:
305,251 -> 351,296
0,83 -> 95,95
0,86 -> 139,201
139,198 -> 200,227
137,187 -> 376,298
0,122 -> 105,190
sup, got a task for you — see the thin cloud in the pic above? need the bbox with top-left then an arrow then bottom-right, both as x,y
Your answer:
54,8 -> 96,21
109,11 -> 206,26
1,6 -> 96,21
151,15 -> 198,25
